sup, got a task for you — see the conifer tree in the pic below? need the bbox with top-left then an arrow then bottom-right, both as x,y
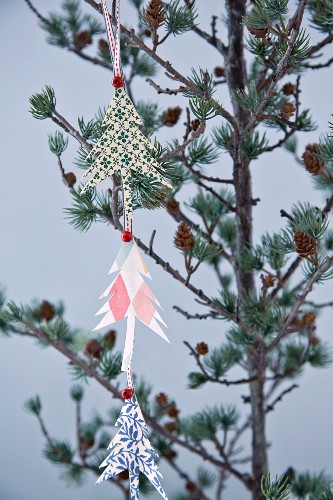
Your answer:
2,0 -> 333,499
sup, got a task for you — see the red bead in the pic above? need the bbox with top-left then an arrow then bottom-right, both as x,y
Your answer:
121,231 -> 133,242
121,388 -> 134,400
112,76 -> 124,88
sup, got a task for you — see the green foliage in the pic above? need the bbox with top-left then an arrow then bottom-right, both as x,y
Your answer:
218,217 -> 237,250
233,83 -> 261,111
64,189 -> 97,232
307,0 -> 333,33
261,233 -> 288,270
185,68 -> 216,98
261,473 -> 290,499
283,136 -> 298,154
48,131 -> 68,156
247,37 -> 272,58
70,385 -> 84,402
189,96 -> 219,122
191,234 -> 221,263
60,462 -> 86,487
187,137 -> 219,166
181,404 -> 239,444
187,372 -> 207,389
295,109 -> 317,132
132,53 -> 158,77
244,0 -> 288,30
203,343 -> 242,378
212,123 -> 234,152
324,230 -> 333,251
40,0 -> 104,48
136,101 -> 162,136
213,289 -> 238,316
240,245 -> 264,272
187,188 -> 235,222
29,85 -> 56,120
276,29 -> 310,68
291,471 -> 333,498
241,293 -> 283,335
318,132 -> 333,163
308,342 -> 333,368
242,131 -> 268,159
291,202 -> 328,239
302,253 -> 333,284
165,0 -> 197,35
227,325 -> 255,347
44,316 -> 75,344
98,352 -> 122,380
24,396 -> 42,416
44,439 -> 74,464
197,466 -> 216,489
78,116 -> 102,141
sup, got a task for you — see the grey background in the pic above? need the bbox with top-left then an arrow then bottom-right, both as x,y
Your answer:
0,1 -> 332,499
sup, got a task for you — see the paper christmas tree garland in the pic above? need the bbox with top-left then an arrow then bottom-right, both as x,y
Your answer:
80,1 -> 170,498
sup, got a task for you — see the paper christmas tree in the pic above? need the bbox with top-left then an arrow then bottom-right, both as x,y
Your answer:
81,88 -> 172,222
93,238 -> 169,371
97,395 -> 168,499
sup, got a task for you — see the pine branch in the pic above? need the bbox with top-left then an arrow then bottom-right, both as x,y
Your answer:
303,56 -> 333,70
265,383 -> 299,413
146,78 -> 187,95
268,256 -> 333,352
239,0 -> 308,148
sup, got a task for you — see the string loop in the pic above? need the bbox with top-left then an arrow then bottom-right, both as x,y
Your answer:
102,0 -> 121,77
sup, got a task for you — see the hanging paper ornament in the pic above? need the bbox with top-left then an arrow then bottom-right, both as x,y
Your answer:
80,1 -> 171,498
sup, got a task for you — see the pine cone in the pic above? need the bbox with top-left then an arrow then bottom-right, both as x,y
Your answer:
98,38 -> 109,59
174,222 -> 194,252
282,83 -> 295,96
247,26 -> 269,38
309,335 -> 320,346
118,470 -> 130,481
294,231 -> 317,259
214,66 -> 225,77
79,435 -> 95,452
163,449 -> 177,459
186,481 -> 197,493
104,329 -> 116,349
191,118 -> 201,131
74,30 -> 92,50
196,342 -> 209,355
303,311 -> 316,327
164,421 -> 177,432
167,404 -> 179,418
302,144 -> 324,176
281,102 -> 296,119
84,339 -> 103,359
162,106 -> 182,126
261,273 -> 275,289
144,0 -> 165,29
155,392 -> 168,406
64,172 -> 76,188
39,301 -> 55,322
166,198 -> 180,215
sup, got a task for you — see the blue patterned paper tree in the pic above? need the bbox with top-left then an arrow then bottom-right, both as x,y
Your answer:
96,394 -> 168,499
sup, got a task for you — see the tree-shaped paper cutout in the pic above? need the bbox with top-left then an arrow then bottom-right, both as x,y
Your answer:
81,88 -> 172,221
96,394 -> 168,499
93,239 -> 169,371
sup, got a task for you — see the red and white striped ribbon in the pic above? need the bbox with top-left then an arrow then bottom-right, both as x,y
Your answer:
102,0 -> 121,77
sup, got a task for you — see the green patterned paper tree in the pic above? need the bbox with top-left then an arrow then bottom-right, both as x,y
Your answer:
81,88 -> 172,221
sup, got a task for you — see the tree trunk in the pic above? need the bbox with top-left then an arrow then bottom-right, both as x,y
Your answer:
225,1 -> 268,498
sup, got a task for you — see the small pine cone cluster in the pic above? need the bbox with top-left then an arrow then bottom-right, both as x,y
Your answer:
214,66 -> 225,77
104,329 -> 116,349
155,392 -> 168,406
294,231 -> 317,259
282,82 -> 295,96
247,26 -> 269,38
174,222 -> 194,252
166,198 -> 180,215
118,470 -> 130,481
167,404 -> 179,418
74,30 -> 92,50
144,0 -> 165,29
303,311 -> 316,327
191,118 -> 201,131
261,273 -> 275,289
281,102 -> 296,119
309,335 -> 320,346
164,421 -> 177,432
79,435 -> 95,452
98,38 -> 109,58
302,144 -> 324,176
84,339 -> 103,359
196,342 -> 209,355
39,300 -> 55,322
64,172 -> 76,188
162,106 -> 182,126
